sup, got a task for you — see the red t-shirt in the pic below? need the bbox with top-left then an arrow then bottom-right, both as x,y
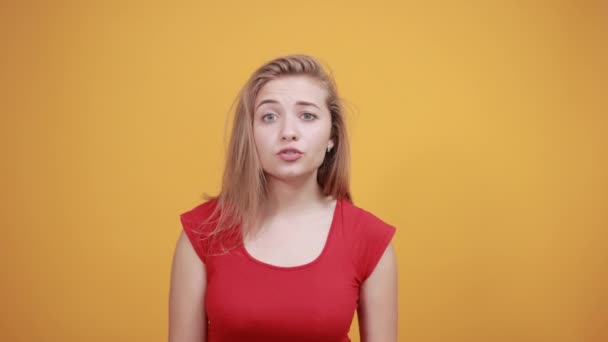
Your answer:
179,197 -> 396,342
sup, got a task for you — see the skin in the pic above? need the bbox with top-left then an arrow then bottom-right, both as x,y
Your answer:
244,74 -> 338,267
168,75 -> 398,341
252,74 -> 335,216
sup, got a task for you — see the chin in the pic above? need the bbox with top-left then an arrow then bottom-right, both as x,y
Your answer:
264,167 -> 316,181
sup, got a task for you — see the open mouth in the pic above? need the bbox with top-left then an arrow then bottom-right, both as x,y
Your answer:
278,151 -> 303,161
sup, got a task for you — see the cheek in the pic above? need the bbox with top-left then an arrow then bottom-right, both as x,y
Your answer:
253,127 -> 272,153
252,125 -> 264,143
310,125 -> 332,147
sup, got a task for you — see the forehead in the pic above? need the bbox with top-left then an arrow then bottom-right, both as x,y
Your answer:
255,75 -> 327,106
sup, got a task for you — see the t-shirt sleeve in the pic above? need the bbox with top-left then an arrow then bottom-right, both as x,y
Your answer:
179,200 -> 218,265
356,214 -> 397,283
180,210 -> 209,264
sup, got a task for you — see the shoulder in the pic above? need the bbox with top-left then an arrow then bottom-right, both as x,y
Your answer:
179,198 -> 222,263
180,197 -> 219,227
340,199 -> 397,283
341,199 -> 396,234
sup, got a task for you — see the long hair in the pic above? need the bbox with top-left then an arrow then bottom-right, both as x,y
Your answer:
196,54 -> 352,256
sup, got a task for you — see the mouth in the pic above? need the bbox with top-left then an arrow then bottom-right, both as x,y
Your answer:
277,148 -> 303,161
277,148 -> 303,155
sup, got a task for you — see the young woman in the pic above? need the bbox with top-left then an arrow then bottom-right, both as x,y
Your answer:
169,54 -> 398,342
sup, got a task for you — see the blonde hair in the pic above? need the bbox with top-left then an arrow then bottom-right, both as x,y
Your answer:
196,54 -> 352,256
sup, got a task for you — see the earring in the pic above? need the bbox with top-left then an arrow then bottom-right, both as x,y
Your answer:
327,145 -> 333,153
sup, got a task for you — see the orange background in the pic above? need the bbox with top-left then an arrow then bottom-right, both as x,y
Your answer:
1,1 -> 606,341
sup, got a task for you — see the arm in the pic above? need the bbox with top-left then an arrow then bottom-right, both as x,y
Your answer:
168,230 -> 207,342
357,242 -> 398,342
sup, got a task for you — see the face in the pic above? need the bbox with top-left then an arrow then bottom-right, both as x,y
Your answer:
253,75 -> 334,182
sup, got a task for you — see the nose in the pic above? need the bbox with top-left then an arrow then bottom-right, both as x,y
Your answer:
281,133 -> 297,141
280,116 -> 299,141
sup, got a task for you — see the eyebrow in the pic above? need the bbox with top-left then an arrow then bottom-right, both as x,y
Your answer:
255,99 -> 321,111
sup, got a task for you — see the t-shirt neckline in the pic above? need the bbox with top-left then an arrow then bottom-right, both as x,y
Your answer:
240,198 -> 341,271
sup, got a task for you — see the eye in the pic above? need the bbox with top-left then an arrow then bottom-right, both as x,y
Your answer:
302,112 -> 317,120
262,113 -> 277,122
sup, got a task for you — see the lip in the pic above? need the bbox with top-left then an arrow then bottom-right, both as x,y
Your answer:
277,147 -> 303,162
278,147 -> 303,154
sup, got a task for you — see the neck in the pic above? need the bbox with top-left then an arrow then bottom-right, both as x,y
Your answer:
262,171 -> 330,217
